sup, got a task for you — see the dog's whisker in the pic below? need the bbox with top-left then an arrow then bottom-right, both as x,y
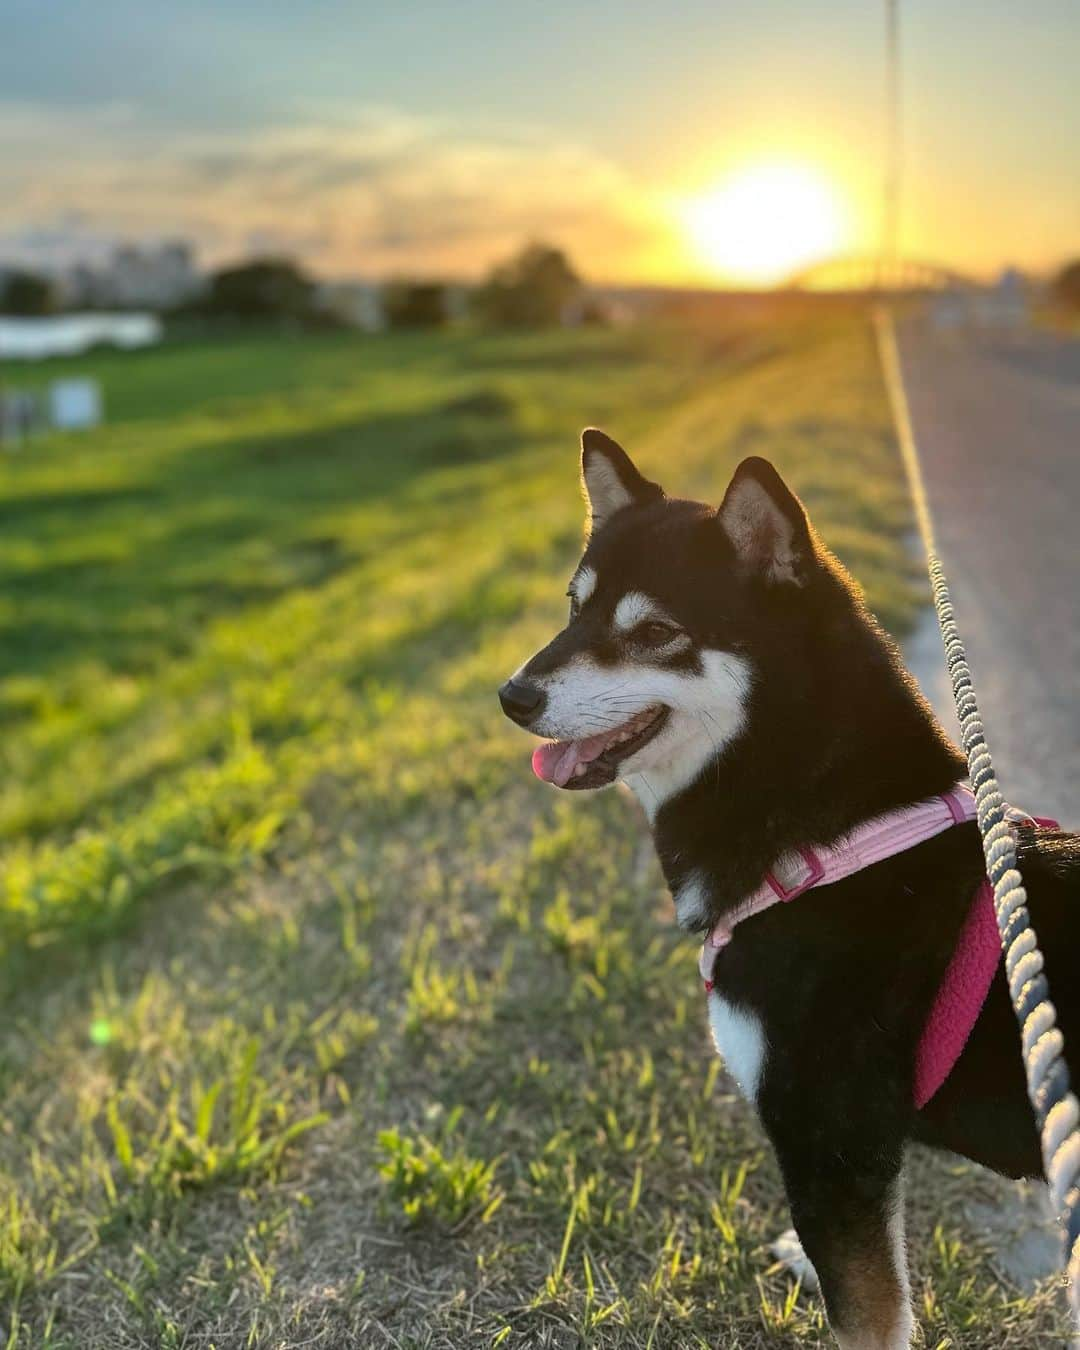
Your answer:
694,712 -> 725,792
635,773 -> 660,812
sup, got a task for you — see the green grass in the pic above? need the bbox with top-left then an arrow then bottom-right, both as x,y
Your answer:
0,315 -> 1067,1347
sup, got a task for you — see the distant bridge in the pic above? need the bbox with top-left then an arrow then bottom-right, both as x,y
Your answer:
787,254 -> 977,293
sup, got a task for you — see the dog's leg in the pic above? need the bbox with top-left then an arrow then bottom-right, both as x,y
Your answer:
779,1155 -> 911,1350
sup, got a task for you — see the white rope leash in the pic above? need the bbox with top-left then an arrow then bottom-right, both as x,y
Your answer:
875,309 -> 1080,1324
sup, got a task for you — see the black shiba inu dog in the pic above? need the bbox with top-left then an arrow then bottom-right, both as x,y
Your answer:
499,428 -> 1080,1349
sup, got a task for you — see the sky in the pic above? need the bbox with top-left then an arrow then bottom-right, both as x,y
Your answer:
1,0 -> 1077,286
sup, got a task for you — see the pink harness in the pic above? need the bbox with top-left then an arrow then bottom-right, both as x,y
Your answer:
698,785 -> 1055,1108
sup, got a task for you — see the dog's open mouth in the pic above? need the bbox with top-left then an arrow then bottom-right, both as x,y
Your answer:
531,705 -> 668,790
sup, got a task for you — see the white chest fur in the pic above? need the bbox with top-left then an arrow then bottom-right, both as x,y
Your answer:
706,992 -> 766,1102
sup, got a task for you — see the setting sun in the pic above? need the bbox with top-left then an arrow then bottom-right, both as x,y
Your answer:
680,162 -> 853,286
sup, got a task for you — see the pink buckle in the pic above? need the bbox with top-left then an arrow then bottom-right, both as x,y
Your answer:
764,847 -> 825,902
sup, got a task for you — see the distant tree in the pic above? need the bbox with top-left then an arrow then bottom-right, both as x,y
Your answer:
475,243 -> 582,328
575,295 -> 612,326
1052,259 -> 1080,311
0,269 -> 57,316
205,258 -> 316,320
381,279 -> 448,329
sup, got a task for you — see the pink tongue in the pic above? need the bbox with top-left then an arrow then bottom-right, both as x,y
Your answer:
531,731 -> 613,787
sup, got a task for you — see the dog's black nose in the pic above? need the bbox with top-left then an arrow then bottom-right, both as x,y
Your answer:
499,678 -> 546,726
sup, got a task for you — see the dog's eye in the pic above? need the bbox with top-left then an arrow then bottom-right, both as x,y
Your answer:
566,590 -> 580,621
635,620 -> 681,645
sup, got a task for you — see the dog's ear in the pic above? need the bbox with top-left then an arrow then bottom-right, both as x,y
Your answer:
580,429 -> 662,533
717,457 -> 813,585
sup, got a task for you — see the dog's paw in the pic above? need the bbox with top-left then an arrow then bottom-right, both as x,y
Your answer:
771,1227 -> 820,1292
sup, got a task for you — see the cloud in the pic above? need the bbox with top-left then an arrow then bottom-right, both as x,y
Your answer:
0,102 -> 675,281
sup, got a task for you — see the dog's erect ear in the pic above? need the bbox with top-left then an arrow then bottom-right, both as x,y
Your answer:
580,429 -> 662,533
718,457 -> 813,585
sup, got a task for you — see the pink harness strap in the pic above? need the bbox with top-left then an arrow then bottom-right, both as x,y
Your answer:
698,785 -> 1050,1108
913,876 -> 998,1107
912,808 -> 1060,1107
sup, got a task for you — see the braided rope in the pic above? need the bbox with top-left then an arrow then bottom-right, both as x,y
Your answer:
875,310 -> 1080,1325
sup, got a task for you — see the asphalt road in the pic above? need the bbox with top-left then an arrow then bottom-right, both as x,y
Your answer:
898,320 -> 1080,828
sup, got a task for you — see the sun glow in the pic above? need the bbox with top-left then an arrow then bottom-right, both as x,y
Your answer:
680,161 -> 853,286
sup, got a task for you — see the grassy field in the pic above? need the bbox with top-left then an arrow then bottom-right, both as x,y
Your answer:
0,315 -> 1068,1348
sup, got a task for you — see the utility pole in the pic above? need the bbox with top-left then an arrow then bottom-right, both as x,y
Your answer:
883,0 -> 902,286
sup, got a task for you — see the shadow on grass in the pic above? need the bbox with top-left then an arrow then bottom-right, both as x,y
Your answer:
0,518 -> 568,983
1,395 -> 527,685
